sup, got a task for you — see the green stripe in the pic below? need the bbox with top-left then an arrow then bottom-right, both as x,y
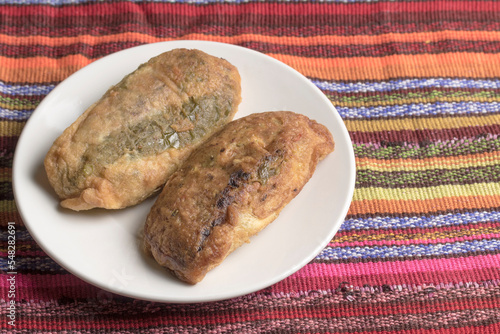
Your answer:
357,164 -> 500,188
0,96 -> 39,110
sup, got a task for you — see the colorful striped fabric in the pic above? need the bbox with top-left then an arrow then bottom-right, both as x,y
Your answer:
2,0 -> 500,332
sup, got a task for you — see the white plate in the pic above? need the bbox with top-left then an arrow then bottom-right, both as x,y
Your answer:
13,41 -> 355,303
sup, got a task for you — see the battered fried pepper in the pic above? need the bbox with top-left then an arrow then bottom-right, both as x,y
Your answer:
44,48 -> 241,210
143,111 -> 334,284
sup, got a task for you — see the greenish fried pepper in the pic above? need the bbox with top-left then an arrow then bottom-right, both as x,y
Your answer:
45,48 -> 241,211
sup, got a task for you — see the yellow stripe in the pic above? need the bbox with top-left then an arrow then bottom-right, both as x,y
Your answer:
0,121 -> 25,136
344,114 -> 500,132
0,168 -> 12,183
0,200 -> 17,213
353,182 -> 500,201
0,102 -> 38,111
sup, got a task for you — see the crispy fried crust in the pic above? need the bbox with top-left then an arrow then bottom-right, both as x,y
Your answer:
143,111 -> 334,284
44,48 -> 241,210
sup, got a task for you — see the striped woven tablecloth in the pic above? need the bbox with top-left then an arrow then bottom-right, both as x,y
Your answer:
2,0 -> 500,333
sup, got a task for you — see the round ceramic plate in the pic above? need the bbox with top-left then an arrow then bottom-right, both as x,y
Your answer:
13,41 -> 355,303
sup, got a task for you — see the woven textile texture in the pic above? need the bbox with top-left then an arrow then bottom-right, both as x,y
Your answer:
2,0 -> 500,333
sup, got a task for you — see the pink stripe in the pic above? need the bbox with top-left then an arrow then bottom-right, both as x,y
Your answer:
1,274 -> 100,300
296,253 -> 500,278
269,267 -> 500,292
10,274 -> 89,288
4,255 -> 500,301
330,233 -> 500,247
4,266 -> 500,301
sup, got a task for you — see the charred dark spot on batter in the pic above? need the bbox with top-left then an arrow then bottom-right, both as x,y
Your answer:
216,188 -> 234,209
198,229 -> 211,252
261,194 -> 268,202
216,170 -> 249,209
201,170 -> 251,252
197,216 -> 225,252
228,170 -> 251,188
220,148 -> 226,153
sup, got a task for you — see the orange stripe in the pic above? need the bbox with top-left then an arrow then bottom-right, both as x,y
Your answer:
0,55 -> 90,83
271,53 -> 500,81
0,55 -> 92,69
3,51 -> 500,83
4,31 -> 500,47
0,65 -> 82,83
356,151 -> 500,170
0,212 -> 22,226
348,195 -> 500,216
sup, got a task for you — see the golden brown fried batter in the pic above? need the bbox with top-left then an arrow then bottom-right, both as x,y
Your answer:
44,48 -> 241,210
143,111 -> 334,284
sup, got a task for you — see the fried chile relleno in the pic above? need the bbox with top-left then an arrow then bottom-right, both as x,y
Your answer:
143,111 -> 335,284
44,49 -> 241,210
